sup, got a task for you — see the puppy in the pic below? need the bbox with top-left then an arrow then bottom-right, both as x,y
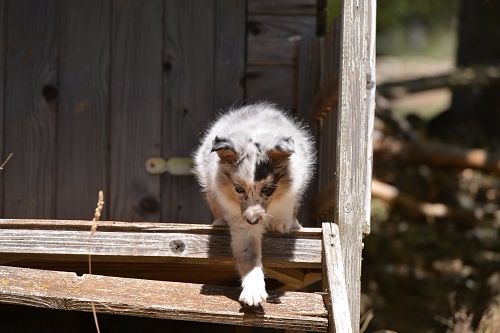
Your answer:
193,103 -> 315,306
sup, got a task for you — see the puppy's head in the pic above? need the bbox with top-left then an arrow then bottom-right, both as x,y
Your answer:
211,135 -> 294,225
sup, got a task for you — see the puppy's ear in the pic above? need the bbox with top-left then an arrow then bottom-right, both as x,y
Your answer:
268,137 -> 294,162
211,137 -> 238,164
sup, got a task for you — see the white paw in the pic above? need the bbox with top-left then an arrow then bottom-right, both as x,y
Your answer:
239,267 -> 268,306
212,218 -> 227,226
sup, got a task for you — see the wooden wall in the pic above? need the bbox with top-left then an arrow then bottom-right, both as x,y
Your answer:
0,0 -> 323,224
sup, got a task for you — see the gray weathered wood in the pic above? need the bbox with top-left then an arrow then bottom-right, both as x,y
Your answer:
0,219 -> 322,268
0,266 -> 328,331
248,0 -> 317,15
57,1 -> 110,220
0,0 -> 5,216
4,0 -> 58,218
322,222 -> 351,333
214,0 -> 245,111
110,0 -> 162,221
162,0 -> 214,223
334,0 -> 375,330
247,15 -> 315,66
246,65 -> 296,110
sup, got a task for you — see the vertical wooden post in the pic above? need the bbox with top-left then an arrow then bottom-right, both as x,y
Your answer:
335,0 -> 376,331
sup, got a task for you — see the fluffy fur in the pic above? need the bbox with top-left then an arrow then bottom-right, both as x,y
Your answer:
193,103 -> 315,306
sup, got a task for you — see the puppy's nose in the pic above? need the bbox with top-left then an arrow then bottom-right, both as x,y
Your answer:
246,218 -> 259,225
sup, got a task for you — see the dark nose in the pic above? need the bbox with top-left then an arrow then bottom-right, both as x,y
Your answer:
246,218 -> 259,225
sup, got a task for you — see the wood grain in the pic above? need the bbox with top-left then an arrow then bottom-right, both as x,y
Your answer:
214,0 -> 245,111
246,65 -> 296,111
247,15 -> 315,66
0,220 -> 322,268
162,0 -> 214,223
57,0 -> 110,220
0,0 -> 5,216
322,222 -> 351,333
3,0 -> 58,218
334,0 -> 375,330
0,266 -> 328,331
248,0 -> 317,16
110,0 -> 163,221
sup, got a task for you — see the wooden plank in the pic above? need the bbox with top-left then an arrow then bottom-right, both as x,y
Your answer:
163,0 -> 214,223
247,15 -> 316,66
322,222 -> 351,333
334,0 -> 374,330
0,219 -> 322,236
0,266 -> 329,331
0,0 -> 5,216
110,0 -> 162,221
3,0 -> 58,218
57,1 -> 110,220
246,65 -> 296,110
248,0 -> 317,15
0,220 -> 322,268
214,0 -> 245,111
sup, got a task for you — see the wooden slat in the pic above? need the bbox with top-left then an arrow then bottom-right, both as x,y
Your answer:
4,0 -> 58,218
248,0 -> 317,15
57,1 -> 110,219
162,0 -> 214,223
322,223 -> 351,333
247,15 -> 315,66
246,65 -> 296,110
110,0 -> 162,221
0,219 -> 322,268
335,0 -> 375,330
0,0 -> 5,216
0,266 -> 328,332
214,0 -> 245,111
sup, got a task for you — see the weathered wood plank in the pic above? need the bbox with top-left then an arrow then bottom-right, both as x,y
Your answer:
110,0 -> 163,221
248,0 -> 317,15
0,219 -> 322,237
0,221 -> 322,268
334,0 -> 375,330
0,266 -> 328,331
4,0 -> 58,218
246,65 -> 296,110
163,0 -> 214,222
322,223 -> 351,333
247,15 -> 316,66
57,1 -> 110,220
214,0 -> 245,111
0,0 -> 6,216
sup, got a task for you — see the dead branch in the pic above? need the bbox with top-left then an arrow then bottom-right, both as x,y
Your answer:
374,137 -> 500,175
378,64 -> 500,99
371,179 -> 478,225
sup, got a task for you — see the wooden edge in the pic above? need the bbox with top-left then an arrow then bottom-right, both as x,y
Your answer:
322,223 -> 352,333
0,265 -> 328,332
0,219 -> 321,238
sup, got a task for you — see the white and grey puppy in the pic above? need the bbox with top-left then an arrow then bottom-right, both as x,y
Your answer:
194,103 -> 315,306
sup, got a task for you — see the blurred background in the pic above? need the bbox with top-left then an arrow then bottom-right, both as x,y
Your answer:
365,0 -> 500,332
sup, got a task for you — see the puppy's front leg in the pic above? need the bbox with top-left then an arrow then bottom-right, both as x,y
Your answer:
230,227 -> 268,306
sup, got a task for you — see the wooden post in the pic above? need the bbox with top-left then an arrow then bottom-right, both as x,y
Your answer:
322,222 -> 352,333
335,0 -> 376,331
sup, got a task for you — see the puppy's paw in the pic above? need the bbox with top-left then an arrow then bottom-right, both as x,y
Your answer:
239,267 -> 268,306
212,218 -> 227,226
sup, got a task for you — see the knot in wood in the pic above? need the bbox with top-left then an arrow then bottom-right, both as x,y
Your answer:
138,196 -> 160,214
169,239 -> 186,254
343,202 -> 353,213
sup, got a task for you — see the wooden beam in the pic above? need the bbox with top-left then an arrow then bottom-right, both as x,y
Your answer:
335,0 -> 376,331
322,223 -> 351,333
0,219 -> 322,268
0,266 -> 328,332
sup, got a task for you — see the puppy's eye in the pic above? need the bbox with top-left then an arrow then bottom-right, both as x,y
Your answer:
261,185 -> 275,196
234,185 -> 245,194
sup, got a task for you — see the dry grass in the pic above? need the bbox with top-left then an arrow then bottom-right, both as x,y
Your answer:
89,190 -> 104,333
0,152 -> 14,171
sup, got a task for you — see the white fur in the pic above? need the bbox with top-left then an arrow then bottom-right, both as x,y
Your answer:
193,103 -> 315,306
